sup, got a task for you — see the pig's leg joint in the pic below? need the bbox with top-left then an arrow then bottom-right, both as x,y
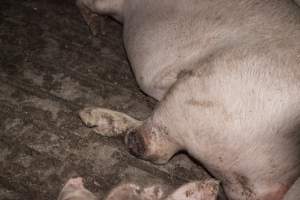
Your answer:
125,120 -> 181,164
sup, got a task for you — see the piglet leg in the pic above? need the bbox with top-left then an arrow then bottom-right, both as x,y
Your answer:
57,177 -> 97,200
79,107 -> 142,137
166,179 -> 220,200
105,180 -> 220,200
105,183 -> 168,200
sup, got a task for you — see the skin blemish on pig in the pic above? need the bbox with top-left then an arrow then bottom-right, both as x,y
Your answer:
233,172 -> 255,199
186,99 -> 215,108
156,125 -> 169,136
185,189 -> 194,197
177,69 -> 194,80
100,113 -> 114,126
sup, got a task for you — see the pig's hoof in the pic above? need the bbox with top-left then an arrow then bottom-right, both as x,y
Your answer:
79,107 -> 142,137
126,129 -> 146,158
166,179 -> 220,200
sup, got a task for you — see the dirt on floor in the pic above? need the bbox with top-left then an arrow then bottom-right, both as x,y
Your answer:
0,0 -> 211,199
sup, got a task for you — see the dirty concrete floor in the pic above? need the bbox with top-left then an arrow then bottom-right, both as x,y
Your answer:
0,0 -> 211,199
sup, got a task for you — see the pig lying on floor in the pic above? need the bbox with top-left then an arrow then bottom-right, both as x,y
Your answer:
63,0 -> 300,199
57,177 -> 220,200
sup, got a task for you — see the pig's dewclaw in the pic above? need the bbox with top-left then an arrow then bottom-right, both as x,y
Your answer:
166,179 -> 220,200
79,107 -> 142,137
76,0 -> 106,36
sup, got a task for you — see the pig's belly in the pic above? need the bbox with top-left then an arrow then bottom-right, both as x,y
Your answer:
122,0 -> 235,100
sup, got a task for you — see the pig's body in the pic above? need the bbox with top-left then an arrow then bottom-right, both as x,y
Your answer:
77,0 -> 300,199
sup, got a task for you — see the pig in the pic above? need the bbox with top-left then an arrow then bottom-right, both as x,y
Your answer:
57,177 -> 97,200
76,0 -> 300,199
57,177 -> 220,200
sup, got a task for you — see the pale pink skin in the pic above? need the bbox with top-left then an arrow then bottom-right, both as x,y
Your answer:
57,177 -> 97,200
76,0 -> 300,199
57,177 -> 220,200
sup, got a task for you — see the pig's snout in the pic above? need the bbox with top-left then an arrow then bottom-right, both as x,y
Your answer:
126,129 -> 146,158
125,120 -> 181,165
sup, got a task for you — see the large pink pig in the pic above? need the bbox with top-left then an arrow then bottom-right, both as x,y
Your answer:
76,0 -> 300,199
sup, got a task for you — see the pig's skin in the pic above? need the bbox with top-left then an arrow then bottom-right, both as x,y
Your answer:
57,177 -> 97,200
57,177 -> 220,200
77,0 -> 300,199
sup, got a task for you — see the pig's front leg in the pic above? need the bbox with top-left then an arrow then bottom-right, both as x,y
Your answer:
79,107 -> 180,164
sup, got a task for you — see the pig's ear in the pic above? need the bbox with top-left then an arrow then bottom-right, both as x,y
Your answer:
165,179 -> 220,200
125,118 -> 182,165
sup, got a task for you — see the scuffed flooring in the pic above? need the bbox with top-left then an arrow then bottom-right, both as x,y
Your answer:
0,0 -> 210,199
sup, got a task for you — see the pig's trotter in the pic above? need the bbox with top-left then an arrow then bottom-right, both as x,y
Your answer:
79,107 -> 142,137
76,0 -> 105,36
